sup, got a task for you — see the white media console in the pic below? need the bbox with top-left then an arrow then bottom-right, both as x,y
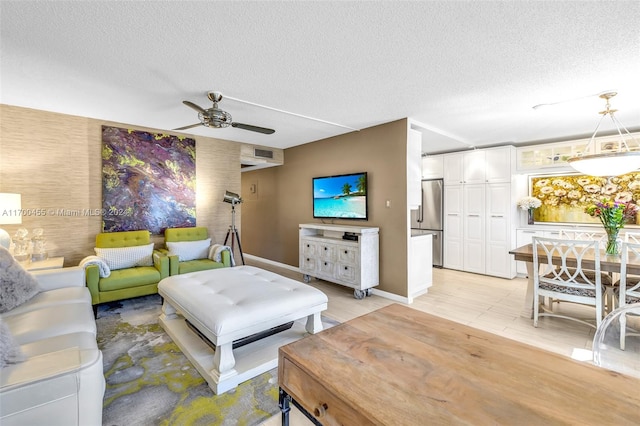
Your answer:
299,223 -> 379,299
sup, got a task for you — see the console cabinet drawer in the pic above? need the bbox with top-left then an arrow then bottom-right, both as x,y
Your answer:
280,358 -> 374,426
336,264 -> 357,284
337,245 -> 359,266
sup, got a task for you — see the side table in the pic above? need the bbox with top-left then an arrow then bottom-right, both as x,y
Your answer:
23,256 -> 65,271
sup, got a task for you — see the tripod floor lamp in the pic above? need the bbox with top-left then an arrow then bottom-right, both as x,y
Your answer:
222,190 -> 245,265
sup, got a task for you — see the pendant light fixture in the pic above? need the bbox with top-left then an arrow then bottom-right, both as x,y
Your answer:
567,92 -> 640,177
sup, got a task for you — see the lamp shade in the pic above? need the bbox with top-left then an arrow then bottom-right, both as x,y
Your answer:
0,193 -> 22,225
566,92 -> 640,177
222,190 -> 242,204
567,152 -> 640,177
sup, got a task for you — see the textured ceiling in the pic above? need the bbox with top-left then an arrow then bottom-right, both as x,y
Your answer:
1,1 -> 639,154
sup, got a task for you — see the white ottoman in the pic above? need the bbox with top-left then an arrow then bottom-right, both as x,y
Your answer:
158,265 -> 328,394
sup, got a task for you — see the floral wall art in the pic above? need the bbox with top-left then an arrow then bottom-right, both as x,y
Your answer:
102,126 -> 196,234
530,172 -> 640,225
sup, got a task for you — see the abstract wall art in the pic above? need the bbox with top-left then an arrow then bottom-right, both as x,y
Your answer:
102,126 -> 196,234
530,172 -> 640,225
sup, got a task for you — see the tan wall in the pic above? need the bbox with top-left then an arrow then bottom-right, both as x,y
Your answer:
241,119 -> 409,297
0,104 -> 241,265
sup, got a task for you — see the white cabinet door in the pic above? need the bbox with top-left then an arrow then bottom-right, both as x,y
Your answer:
443,153 -> 464,185
422,155 -> 444,179
463,184 -> 485,274
485,183 -> 514,278
485,147 -> 513,183
515,229 -> 544,275
407,129 -> 422,208
463,150 -> 486,184
443,185 -> 464,270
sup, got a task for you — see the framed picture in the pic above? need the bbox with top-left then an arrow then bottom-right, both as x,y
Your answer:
530,172 -> 640,225
102,126 -> 196,234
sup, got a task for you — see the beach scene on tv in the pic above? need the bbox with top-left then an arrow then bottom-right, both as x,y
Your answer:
313,173 -> 367,219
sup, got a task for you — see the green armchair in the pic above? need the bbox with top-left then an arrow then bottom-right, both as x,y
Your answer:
164,227 -> 231,275
85,230 -> 169,307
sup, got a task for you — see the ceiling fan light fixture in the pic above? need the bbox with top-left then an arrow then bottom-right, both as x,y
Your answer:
567,92 -> 640,177
176,91 -> 275,134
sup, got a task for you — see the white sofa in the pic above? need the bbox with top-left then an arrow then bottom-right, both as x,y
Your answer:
0,266 -> 105,426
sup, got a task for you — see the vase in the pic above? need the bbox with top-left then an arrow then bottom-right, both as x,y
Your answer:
527,208 -> 535,225
604,226 -> 621,255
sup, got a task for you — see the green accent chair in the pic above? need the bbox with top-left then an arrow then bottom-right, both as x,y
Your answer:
164,227 -> 231,275
85,230 -> 169,309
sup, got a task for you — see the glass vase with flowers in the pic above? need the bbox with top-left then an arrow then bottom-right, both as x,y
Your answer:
517,196 -> 542,225
585,198 -> 638,255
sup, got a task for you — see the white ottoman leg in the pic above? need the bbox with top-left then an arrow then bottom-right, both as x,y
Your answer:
159,300 -> 178,321
305,312 -> 323,334
212,342 -> 238,385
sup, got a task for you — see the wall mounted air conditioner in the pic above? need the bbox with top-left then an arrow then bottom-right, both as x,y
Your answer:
240,144 -> 284,172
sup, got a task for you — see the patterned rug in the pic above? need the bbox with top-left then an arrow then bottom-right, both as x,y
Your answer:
97,294 -> 337,426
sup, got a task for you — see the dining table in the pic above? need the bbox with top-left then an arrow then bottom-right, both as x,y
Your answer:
509,243 -> 640,318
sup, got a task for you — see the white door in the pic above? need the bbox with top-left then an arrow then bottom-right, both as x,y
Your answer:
443,185 -> 464,270
443,153 -> 464,185
485,147 -> 513,183
463,150 -> 486,184
407,129 -> 422,209
485,183 -> 514,278
463,184 -> 485,274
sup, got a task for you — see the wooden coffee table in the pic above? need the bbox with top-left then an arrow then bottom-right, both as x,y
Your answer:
278,304 -> 640,425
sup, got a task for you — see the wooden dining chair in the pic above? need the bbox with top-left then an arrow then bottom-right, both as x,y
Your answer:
532,237 -> 605,328
615,241 -> 640,349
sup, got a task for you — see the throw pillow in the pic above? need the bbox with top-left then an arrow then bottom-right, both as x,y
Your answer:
0,246 -> 40,314
95,243 -> 154,270
0,318 -> 25,368
166,238 -> 211,262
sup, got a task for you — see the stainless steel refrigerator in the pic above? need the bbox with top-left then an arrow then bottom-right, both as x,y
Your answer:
411,179 -> 443,267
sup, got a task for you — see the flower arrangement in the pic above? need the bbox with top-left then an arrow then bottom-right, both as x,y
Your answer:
516,196 -> 542,211
585,197 -> 639,254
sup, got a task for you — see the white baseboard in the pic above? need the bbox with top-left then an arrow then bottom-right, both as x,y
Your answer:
244,254 -> 300,273
245,254 -> 412,305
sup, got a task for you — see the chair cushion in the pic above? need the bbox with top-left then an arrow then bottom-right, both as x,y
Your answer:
165,227 -> 209,242
178,259 -> 226,274
539,282 -> 602,298
4,304 -> 96,345
97,266 -> 161,292
95,243 -> 154,270
96,230 -> 150,248
2,287 -> 90,317
166,238 -> 211,261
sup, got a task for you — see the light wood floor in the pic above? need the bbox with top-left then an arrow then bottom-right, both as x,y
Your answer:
253,259 -> 598,426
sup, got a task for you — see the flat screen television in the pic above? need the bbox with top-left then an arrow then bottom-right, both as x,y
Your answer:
313,172 -> 368,220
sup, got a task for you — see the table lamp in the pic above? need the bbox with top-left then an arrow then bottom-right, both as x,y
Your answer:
0,193 -> 22,249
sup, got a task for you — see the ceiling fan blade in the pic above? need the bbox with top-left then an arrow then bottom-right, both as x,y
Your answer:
183,100 -> 206,113
174,123 -> 203,131
231,122 -> 275,134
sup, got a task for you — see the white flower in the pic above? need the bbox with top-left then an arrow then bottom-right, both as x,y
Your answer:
517,196 -> 542,210
616,192 -> 633,203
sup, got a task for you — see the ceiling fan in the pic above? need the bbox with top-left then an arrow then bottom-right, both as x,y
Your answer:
174,91 -> 275,134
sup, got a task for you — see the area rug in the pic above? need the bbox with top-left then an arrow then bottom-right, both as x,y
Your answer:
97,294 -> 338,426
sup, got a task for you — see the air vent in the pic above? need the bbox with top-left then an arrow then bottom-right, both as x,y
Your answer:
254,148 -> 274,159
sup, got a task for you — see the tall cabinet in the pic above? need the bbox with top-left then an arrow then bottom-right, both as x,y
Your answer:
443,146 -> 516,279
